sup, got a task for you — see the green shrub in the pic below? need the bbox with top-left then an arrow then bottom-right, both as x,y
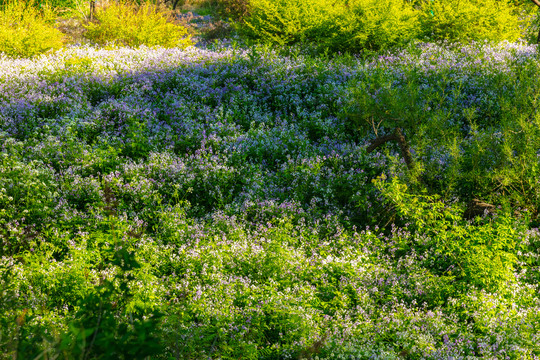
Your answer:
0,0 -> 80,9
237,0 -> 420,52
0,148 -> 59,256
57,221 -> 164,359
419,0 -> 524,42
318,0 -> 421,52
237,0 -> 524,50
374,175 -> 524,293
343,68 -> 428,135
39,0 -> 79,9
343,47 -> 540,216
84,1 -> 193,48
0,0 -> 64,58
237,0 -> 339,45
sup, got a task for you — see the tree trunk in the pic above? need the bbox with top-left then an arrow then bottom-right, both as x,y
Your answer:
90,0 -> 95,21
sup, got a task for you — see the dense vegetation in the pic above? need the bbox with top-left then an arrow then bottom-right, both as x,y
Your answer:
1,0 -> 540,359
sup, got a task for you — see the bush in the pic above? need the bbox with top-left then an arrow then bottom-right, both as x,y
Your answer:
419,0 -> 524,42
237,0 -> 525,51
375,175 -> 524,293
0,0 -> 64,58
237,0 -> 339,45
318,0 -> 421,52
84,1 -> 193,48
0,0 -> 79,9
237,0 -> 420,51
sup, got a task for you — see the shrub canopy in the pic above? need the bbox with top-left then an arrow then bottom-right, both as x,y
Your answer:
0,0 -> 64,58
84,1 -> 193,48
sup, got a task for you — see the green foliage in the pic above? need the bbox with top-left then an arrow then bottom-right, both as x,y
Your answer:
419,0 -> 524,43
344,68 -> 428,135
522,3 -> 540,43
374,175 -> 524,292
0,0 -> 64,58
238,0 -> 420,51
237,0 -> 342,45
237,0 -> 527,51
343,47 -> 540,216
1,213 -> 164,359
57,220 -> 163,359
0,150 -> 58,256
0,0 -> 81,9
84,1 -> 193,48
318,0 -> 421,52
0,261 -> 21,359
3,41 -> 540,359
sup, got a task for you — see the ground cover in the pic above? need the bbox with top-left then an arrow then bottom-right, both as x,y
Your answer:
1,41 -> 540,358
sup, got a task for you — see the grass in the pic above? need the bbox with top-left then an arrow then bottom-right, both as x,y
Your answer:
0,40 -> 539,358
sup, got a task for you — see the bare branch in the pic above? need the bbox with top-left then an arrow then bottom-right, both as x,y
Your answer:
366,133 -> 399,153
530,0 -> 540,8
394,128 -> 413,170
366,127 -> 413,170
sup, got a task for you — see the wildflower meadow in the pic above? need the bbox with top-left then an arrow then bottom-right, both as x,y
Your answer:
1,0 -> 540,359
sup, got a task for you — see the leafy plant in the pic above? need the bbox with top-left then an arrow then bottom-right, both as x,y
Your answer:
84,0 -> 193,48
374,175 -> 525,292
0,153 -> 58,256
57,228 -> 164,359
0,0 -> 81,9
237,0 -> 420,51
0,0 -> 64,58
315,0 -> 421,52
236,0 -> 337,45
419,0 -> 524,42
